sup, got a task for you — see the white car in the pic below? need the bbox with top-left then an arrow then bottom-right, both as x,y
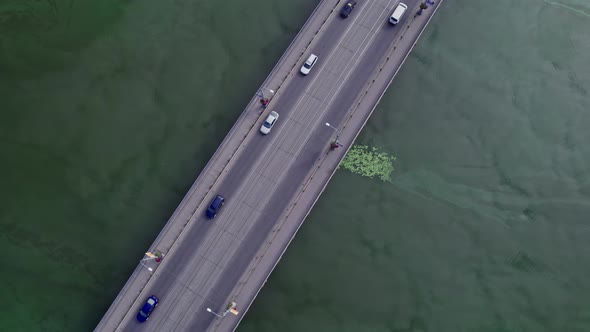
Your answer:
260,111 -> 279,135
300,54 -> 318,75
389,3 -> 408,25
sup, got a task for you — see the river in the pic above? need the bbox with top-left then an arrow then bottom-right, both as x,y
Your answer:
1,0 -> 589,331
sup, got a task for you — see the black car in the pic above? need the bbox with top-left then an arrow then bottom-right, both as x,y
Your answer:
340,1 -> 356,18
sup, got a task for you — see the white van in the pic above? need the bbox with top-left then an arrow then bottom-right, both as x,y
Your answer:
389,2 -> 408,25
300,54 -> 318,75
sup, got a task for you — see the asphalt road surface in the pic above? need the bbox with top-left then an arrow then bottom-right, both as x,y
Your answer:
114,0 -> 424,330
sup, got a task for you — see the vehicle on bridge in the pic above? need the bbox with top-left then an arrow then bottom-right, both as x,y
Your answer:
136,295 -> 158,322
260,111 -> 279,135
206,195 -> 225,219
340,1 -> 357,18
389,2 -> 408,25
300,54 -> 318,75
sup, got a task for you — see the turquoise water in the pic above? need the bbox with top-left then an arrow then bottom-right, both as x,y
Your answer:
1,0 -> 589,331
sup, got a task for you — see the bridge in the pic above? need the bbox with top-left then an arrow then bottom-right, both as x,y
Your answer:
96,0 -> 444,331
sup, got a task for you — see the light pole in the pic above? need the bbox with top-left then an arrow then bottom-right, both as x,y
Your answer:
325,122 -> 344,150
206,302 -> 239,318
140,251 -> 163,272
256,87 -> 275,108
325,122 -> 341,140
206,308 -> 223,318
139,260 -> 153,272
256,87 -> 275,100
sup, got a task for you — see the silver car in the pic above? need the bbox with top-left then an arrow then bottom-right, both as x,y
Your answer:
260,111 -> 279,135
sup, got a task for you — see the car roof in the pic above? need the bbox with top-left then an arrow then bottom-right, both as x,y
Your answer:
141,302 -> 153,312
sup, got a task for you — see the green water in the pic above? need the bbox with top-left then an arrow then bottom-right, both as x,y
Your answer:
1,0 -> 589,331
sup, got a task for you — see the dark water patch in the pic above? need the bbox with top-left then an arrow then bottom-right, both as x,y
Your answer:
506,251 -> 552,278
0,0 -> 129,76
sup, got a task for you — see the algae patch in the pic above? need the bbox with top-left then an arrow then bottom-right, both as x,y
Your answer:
341,145 -> 395,182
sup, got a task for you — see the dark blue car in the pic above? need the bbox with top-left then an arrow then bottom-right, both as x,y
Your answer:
137,295 -> 159,322
340,1 -> 356,18
206,195 -> 225,219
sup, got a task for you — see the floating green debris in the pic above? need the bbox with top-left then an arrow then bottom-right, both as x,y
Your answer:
341,145 -> 396,182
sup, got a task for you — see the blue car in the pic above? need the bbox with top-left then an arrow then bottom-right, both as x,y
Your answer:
137,295 -> 159,322
206,195 -> 225,219
340,1 -> 356,18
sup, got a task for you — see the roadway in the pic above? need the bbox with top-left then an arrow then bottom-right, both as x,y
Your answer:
96,0 -> 443,330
